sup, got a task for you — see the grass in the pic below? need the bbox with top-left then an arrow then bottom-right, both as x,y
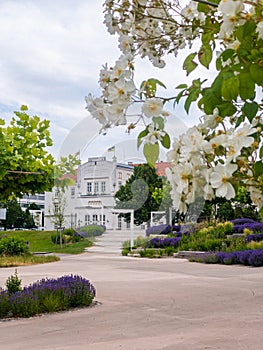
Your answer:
1,230 -> 93,254
0,255 -> 60,267
0,230 -> 94,267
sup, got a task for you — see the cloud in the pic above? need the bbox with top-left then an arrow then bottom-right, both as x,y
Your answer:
0,0 -> 216,160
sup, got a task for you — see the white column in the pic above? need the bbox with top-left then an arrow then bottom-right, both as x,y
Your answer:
130,210 -> 134,248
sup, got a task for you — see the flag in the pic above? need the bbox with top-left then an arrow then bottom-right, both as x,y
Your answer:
108,145 -> 115,152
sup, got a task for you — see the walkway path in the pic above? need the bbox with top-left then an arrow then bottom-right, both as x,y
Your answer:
86,229 -> 145,254
0,253 -> 263,349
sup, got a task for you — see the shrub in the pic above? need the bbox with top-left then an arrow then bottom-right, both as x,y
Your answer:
146,237 -> 181,249
5,269 -> 22,294
0,291 -> 9,318
245,233 -> 263,243
77,225 -> 105,238
63,228 -> 75,236
146,224 -> 172,236
232,220 -> 263,234
51,233 -> 66,244
248,250 -> 263,267
215,249 -> 263,267
9,291 -> 39,318
139,248 -> 162,258
0,274 -> 96,319
231,218 -> 257,225
0,237 -> 30,256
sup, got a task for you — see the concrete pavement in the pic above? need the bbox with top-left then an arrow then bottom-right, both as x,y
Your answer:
0,252 -> 263,350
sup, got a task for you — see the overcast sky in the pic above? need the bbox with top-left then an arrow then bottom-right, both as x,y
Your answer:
0,0 -> 212,164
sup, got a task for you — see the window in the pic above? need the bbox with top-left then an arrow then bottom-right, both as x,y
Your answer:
92,214 -> 98,224
87,182 -> 92,193
85,214 -> 90,226
118,172 -> 122,179
54,204 -> 58,214
99,214 -> 106,225
118,181 -> 122,189
54,188 -> 59,198
94,182 -> 99,193
71,187 -> 75,197
101,181 -> 106,193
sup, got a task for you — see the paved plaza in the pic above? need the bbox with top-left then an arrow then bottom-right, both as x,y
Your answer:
0,251 -> 263,350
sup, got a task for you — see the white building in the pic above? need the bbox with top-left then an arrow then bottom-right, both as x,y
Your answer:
18,193 -> 45,229
44,156 -> 134,231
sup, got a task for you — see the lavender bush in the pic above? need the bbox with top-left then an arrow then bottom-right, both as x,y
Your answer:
195,250 -> 263,267
231,218 -> 256,224
146,224 -> 172,236
230,218 -> 263,234
0,274 -> 96,319
245,233 -> 263,243
146,237 -> 181,249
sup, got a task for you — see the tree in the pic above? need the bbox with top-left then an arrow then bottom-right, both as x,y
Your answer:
5,200 -> 35,229
86,0 -> 263,219
114,164 -> 163,225
48,155 -> 80,247
0,106 -> 55,201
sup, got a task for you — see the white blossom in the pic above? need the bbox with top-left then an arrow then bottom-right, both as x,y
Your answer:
210,163 -> 238,200
142,98 -> 163,117
143,123 -> 165,145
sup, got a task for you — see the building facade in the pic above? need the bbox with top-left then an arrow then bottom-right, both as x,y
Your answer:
44,157 -> 134,231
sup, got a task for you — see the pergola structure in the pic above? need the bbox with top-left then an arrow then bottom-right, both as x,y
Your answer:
150,211 -> 166,227
111,209 -> 134,247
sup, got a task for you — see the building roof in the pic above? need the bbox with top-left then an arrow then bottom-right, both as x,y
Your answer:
61,169 -> 78,183
132,161 -> 172,177
155,162 -> 172,177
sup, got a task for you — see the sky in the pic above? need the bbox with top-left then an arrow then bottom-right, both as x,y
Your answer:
0,0 -> 213,164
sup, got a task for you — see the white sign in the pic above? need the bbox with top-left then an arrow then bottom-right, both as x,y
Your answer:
0,208 -> 6,220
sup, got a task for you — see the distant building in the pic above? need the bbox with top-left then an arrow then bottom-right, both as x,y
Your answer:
18,193 -> 45,229
44,156 -> 134,230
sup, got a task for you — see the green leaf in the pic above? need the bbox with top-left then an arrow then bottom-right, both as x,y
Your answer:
175,84 -> 188,89
137,129 -> 149,149
239,72 -> 255,100
161,133 -> 170,149
222,76 -> 239,101
175,89 -> 186,104
140,78 -> 166,98
243,20 -> 256,38
184,89 -> 199,114
242,102 -> 259,122
217,102 -> 236,117
254,161 -> 263,177
183,53 -> 198,76
143,143 -> 159,166
250,64 -> 263,86
152,116 -> 164,130
198,45 -> 212,68
20,105 -> 28,111
259,146 -> 263,159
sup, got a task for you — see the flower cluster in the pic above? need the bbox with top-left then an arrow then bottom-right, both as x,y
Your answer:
166,116 -> 262,212
0,275 -> 96,319
86,54 -> 136,131
146,224 -> 172,236
216,249 -> 263,267
245,233 -> 263,243
88,0 -> 263,215
230,219 -> 263,233
146,237 -> 181,248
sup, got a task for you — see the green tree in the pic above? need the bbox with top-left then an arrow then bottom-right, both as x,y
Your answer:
48,155 -> 80,247
114,164 -> 163,226
5,200 -> 23,229
4,200 -> 35,229
0,106 -> 55,201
